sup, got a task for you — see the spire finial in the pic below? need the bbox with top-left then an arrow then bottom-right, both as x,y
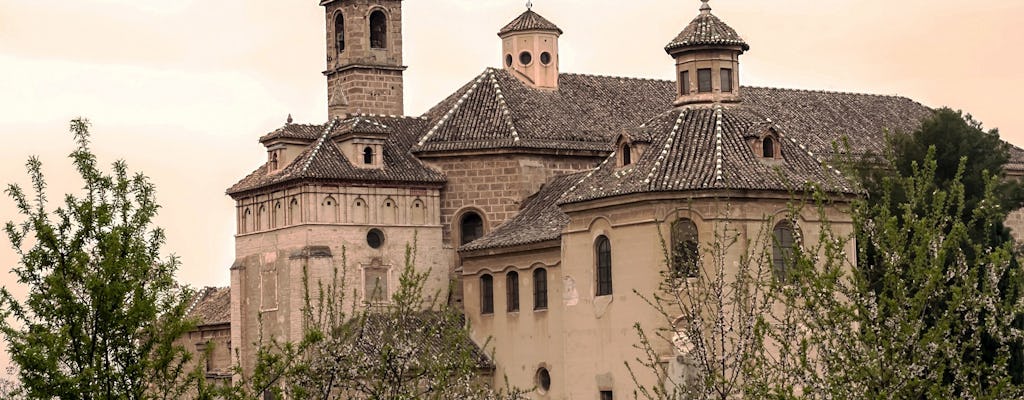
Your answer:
286,113 -> 293,124
700,0 -> 711,15
526,0 -> 533,10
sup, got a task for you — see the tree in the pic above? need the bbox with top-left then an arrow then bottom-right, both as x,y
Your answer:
219,241 -> 527,400
752,150 -> 1024,398
0,119 -> 201,399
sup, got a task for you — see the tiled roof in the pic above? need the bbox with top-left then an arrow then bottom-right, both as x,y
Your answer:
460,172 -> 584,252
355,312 -> 493,370
188,287 -> 230,326
559,106 -> 856,205
497,9 -> 563,36
665,5 -> 749,53
228,115 -> 446,196
260,122 -> 325,143
414,69 -> 675,154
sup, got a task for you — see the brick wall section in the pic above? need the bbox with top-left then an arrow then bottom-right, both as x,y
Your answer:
324,0 -> 405,119
423,154 -> 602,247
327,68 -> 404,118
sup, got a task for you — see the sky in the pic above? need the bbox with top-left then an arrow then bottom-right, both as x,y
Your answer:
0,0 -> 1022,372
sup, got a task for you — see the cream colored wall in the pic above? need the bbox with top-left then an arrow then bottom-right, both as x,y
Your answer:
501,30 -> 560,90
229,183 -> 447,375
463,194 -> 854,399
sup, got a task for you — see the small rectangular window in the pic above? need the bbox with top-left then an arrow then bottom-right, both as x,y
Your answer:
600,390 -> 614,400
507,272 -> 520,312
697,68 -> 712,93
534,268 -> 548,310
680,70 -> 690,95
720,68 -> 733,92
481,275 -> 494,314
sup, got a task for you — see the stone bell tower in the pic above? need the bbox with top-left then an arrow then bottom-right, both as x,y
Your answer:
322,0 -> 405,119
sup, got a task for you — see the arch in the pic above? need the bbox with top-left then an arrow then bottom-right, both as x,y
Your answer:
334,11 -> 345,53
533,268 -> 548,310
241,207 -> 252,234
256,205 -> 267,231
672,219 -> 700,278
351,197 -> 368,224
762,137 -> 776,158
321,196 -> 338,223
595,235 -> 612,296
369,10 -> 387,49
363,264 -> 388,303
459,211 -> 485,246
269,152 -> 279,170
362,147 -> 374,165
772,220 -> 797,282
273,201 -> 285,228
506,271 -> 520,312
480,274 -> 494,314
380,198 -> 397,224
288,198 -> 300,225
410,199 -> 426,225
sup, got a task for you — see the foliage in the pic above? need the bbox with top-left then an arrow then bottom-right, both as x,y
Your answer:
753,150 -> 1024,398
0,119 -> 201,399
219,240 -> 528,400
627,205 -> 783,400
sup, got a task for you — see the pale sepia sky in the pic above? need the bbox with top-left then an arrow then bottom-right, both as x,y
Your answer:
0,0 -> 1022,370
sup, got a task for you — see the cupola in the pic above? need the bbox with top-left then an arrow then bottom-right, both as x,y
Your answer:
666,0 -> 749,106
498,6 -> 562,90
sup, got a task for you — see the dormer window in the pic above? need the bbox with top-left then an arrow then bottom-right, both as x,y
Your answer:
269,152 -> 279,170
762,137 -> 776,158
362,147 -> 374,165
697,69 -> 712,93
622,144 -> 632,166
369,10 -> 387,49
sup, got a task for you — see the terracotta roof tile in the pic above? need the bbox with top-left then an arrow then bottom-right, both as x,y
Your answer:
460,172 -> 583,252
228,115 -> 446,196
665,5 -> 749,53
497,9 -> 563,36
188,287 -> 230,326
260,122 -> 324,143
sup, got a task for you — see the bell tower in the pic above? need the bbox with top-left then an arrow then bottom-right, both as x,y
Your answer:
498,5 -> 562,90
322,0 -> 405,119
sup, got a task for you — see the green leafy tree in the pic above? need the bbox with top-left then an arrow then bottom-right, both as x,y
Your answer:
752,150 -> 1024,398
0,119 -> 202,399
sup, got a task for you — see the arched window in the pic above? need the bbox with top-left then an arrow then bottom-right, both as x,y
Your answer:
410,199 -> 426,225
369,10 -> 387,49
257,205 -> 266,231
242,208 -> 251,233
506,271 -> 520,312
480,274 -> 494,314
288,198 -> 300,224
763,137 -> 775,158
362,147 -> 374,165
352,198 -> 367,224
772,221 -> 797,282
273,201 -> 284,228
334,13 -> 345,53
269,152 -> 279,170
672,219 -> 700,278
533,268 -> 548,310
595,236 -> 612,296
622,144 -> 632,166
321,196 -> 338,223
460,212 -> 484,245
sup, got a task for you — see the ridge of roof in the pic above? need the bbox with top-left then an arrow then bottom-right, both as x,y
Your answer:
418,69 -> 491,147
486,68 -> 521,144
301,118 -> 341,174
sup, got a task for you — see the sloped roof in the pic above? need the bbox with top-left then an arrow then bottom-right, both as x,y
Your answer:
460,172 -> 583,252
560,106 -> 855,205
414,68 -> 675,154
665,3 -> 749,53
228,115 -> 446,196
260,122 -> 325,143
188,287 -> 230,326
497,9 -> 563,36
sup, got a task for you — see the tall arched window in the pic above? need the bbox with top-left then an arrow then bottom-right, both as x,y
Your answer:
772,221 -> 796,282
506,271 -> 520,312
763,137 -> 775,158
363,147 -> 374,165
289,198 -> 300,224
460,212 -> 484,245
595,236 -> 613,296
480,274 -> 494,315
242,208 -> 251,233
672,219 -> 699,278
533,268 -> 548,310
369,10 -> 387,49
334,13 -> 345,53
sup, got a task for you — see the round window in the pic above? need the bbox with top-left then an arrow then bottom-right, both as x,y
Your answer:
367,229 -> 384,249
519,51 -> 532,66
540,52 -> 552,65
535,367 -> 551,392
505,54 -> 513,67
